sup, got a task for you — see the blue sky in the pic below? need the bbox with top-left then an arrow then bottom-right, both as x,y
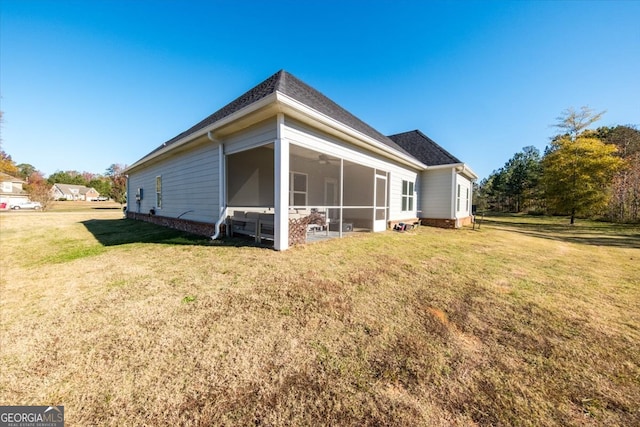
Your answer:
1,0 -> 638,180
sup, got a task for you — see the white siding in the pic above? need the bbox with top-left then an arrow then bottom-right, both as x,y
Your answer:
224,119 -> 277,154
454,174 -> 473,219
127,141 -> 220,223
420,168 -> 454,219
388,170 -> 419,221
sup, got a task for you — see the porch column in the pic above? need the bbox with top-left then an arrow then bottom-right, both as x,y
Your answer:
450,168 -> 457,220
274,114 -> 289,250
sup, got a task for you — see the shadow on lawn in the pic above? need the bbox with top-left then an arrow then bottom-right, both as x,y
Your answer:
484,216 -> 640,249
81,218 -> 268,248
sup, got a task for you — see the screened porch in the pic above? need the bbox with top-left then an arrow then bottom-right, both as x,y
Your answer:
225,143 -> 389,246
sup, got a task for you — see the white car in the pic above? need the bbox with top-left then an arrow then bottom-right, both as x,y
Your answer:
11,201 -> 42,210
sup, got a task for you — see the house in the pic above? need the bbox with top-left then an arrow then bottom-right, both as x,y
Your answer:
388,130 -> 476,228
0,172 -> 28,208
125,70 -> 477,250
51,183 -> 100,201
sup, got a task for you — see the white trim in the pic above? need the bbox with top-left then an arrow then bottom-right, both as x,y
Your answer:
339,158 -> 344,238
274,113 -> 289,250
401,179 -> 415,212
373,173 -> 388,232
425,163 -> 478,181
276,93 -> 426,169
289,171 -> 308,206
450,169 -> 456,219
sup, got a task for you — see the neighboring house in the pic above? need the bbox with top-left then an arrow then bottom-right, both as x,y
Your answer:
51,183 -> 100,201
125,70 -> 477,250
0,172 -> 29,208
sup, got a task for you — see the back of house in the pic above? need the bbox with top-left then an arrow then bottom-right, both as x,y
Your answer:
125,71 -> 476,250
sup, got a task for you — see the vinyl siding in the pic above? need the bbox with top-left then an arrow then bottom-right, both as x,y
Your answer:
224,119 -> 277,154
420,168 -> 454,219
127,141 -> 220,223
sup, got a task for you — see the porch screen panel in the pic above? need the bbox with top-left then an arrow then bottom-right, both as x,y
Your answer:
343,161 -> 373,207
375,175 -> 387,221
227,146 -> 274,207
342,160 -> 376,231
289,145 -> 341,207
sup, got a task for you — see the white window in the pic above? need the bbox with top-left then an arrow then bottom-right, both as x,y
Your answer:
1,182 -> 12,192
156,176 -> 162,208
289,172 -> 307,206
401,180 -> 414,212
457,184 -> 461,212
465,188 -> 470,212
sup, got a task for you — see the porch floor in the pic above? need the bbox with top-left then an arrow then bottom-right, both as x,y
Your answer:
304,228 -> 369,244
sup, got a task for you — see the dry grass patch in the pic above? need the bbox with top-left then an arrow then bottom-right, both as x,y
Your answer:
1,210 -> 639,425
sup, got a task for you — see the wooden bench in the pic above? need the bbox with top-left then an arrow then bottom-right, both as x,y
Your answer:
229,211 -> 274,243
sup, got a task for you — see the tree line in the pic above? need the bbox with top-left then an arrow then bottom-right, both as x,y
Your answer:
475,107 -> 639,223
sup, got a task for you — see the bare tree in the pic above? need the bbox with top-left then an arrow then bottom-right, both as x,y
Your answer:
553,106 -> 606,141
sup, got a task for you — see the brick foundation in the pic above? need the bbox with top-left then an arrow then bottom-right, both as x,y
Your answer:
126,212 -> 223,237
457,215 -> 474,227
420,216 -> 474,229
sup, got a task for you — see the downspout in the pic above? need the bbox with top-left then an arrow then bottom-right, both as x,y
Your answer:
208,131 -> 226,240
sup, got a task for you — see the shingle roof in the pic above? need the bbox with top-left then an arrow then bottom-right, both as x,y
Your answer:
0,172 -> 24,183
387,130 -> 461,166
53,183 -> 95,195
149,70 -> 413,158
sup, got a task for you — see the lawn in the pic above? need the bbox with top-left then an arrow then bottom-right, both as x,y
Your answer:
1,209 -> 638,426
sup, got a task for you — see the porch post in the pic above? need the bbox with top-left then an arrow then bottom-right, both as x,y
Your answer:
451,168 -> 457,220
274,113 -> 289,250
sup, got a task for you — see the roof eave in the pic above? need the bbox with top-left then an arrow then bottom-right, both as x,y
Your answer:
456,164 -> 478,180
275,92 -> 426,170
125,92 -> 279,174
425,163 -> 478,180
126,91 -> 427,174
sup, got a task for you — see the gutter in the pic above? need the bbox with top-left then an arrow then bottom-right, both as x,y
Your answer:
455,164 -> 478,181
208,131 -> 227,240
427,163 -> 478,181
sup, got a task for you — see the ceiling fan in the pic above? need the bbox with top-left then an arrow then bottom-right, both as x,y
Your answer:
318,154 -> 338,165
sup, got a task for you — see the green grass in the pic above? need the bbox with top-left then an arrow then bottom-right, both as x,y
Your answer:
1,209 -> 638,426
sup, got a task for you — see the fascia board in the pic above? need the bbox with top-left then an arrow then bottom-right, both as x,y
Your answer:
455,164 -> 478,181
426,163 -> 478,181
275,93 -> 427,170
425,163 -> 461,172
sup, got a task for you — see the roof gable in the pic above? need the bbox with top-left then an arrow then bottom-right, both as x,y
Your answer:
53,183 -> 93,195
387,130 -> 461,166
150,70 -> 413,158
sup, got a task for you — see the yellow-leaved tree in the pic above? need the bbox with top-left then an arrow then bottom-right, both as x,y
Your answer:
543,107 -> 624,224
